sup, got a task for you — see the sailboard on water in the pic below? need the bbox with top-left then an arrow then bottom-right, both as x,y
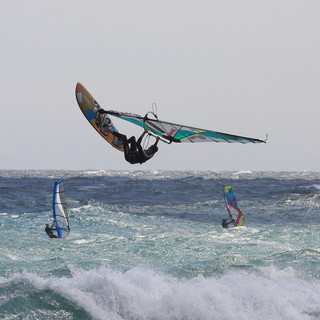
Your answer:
46,179 -> 70,238
222,185 -> 245,228
75,83 -> 266,153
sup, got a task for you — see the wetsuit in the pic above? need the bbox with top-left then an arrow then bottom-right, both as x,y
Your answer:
222,218 -> 236,228
45,226 -> 58,238
113,132 -> 158,164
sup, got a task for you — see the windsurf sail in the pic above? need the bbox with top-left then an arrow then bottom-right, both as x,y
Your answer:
52,179 -> 70,238
223,185 -> 245,227
106,110 -> 266,144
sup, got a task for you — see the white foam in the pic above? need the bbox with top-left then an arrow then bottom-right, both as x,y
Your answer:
1,266 -> 319,320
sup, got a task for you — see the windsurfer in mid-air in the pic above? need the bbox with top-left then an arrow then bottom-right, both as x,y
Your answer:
45,223 -> 58,238
222,218 -> 236,228
113,130 -> 159,164
97,109 -> 159,164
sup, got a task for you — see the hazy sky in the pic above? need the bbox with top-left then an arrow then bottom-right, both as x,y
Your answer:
1,0 -> 319,171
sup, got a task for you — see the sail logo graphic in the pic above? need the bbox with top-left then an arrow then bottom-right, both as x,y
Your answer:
190,135 -> 206,140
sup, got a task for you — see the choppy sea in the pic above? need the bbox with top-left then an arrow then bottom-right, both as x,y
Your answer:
0,170 -> 319,320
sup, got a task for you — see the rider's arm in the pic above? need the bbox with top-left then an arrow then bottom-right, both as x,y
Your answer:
137,130 -> 147,145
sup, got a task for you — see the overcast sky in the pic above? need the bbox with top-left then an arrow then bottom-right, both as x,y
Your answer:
1,0 -> 319,171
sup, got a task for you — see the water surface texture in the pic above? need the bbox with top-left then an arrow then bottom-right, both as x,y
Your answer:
1,170 -> 319,319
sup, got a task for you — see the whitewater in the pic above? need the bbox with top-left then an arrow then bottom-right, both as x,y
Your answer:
0,170 -> 319,320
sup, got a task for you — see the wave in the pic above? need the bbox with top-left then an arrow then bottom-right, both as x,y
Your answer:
1,169 -> 320,180
1,266 -> 319,320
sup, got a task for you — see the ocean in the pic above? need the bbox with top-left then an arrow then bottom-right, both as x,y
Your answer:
0,170 -> 319,320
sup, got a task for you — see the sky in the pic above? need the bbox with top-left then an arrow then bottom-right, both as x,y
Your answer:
1,0 -> 319,172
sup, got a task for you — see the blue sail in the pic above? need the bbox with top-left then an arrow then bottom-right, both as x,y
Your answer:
52,179 -> 70,238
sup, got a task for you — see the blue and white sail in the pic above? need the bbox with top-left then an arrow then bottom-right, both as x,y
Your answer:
52,179 -> 70,238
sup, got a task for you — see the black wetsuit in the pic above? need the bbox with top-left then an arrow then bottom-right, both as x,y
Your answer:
222,218 -> 235,228
45,226 -> 58,238
114,132 -> 158,164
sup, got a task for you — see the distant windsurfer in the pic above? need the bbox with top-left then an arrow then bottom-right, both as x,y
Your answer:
222,218 -> 236,228
45,223 -> 58,238
223,185 -> 246,228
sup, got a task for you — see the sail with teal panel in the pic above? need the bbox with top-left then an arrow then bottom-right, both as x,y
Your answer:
106,110 -> 266,144
223,185 -> 245,227
52,179 -> 70,238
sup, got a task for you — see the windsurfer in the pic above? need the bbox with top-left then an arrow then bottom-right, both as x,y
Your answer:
45,223 -> 58,238
95,109 -> 159,163
113,130 -> 159,164
222,218 -> 236,228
